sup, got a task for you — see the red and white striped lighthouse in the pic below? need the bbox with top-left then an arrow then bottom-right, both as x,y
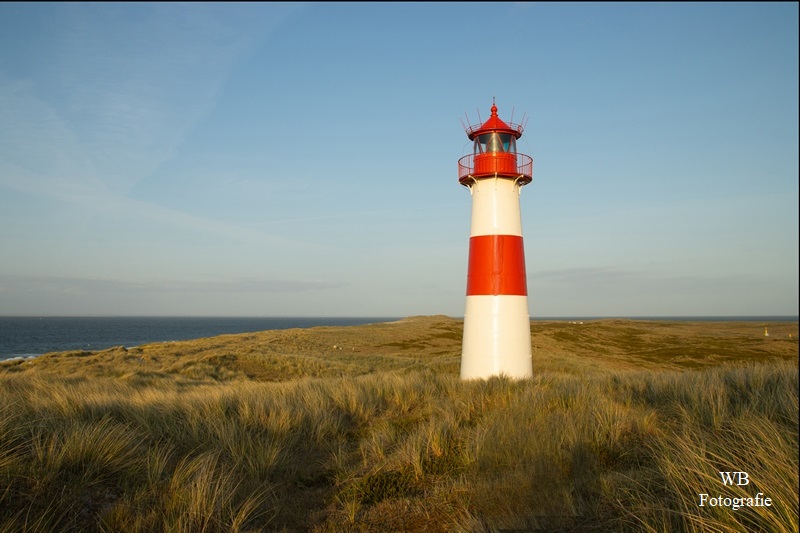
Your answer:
458,101 -> 533,380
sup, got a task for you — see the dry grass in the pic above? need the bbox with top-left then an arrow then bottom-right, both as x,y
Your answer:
0,316 -> 797,532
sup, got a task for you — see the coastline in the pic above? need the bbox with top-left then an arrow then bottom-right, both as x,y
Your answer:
1,314 -> 797,362
3,316 -> 797,379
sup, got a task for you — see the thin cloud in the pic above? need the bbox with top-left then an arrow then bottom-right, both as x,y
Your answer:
0,3 -> 310,249
0,275 -> 344,295
533,266 -> 644,283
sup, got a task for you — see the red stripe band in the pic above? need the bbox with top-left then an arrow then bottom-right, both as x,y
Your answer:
466,234 -> 528,296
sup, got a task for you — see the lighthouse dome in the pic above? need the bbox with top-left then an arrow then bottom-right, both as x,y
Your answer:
466,103 -> 523,140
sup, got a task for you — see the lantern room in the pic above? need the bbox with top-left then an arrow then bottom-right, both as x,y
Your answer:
458,102 -> 533,187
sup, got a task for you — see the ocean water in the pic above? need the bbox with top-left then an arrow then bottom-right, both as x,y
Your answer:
0,317 -> 400,361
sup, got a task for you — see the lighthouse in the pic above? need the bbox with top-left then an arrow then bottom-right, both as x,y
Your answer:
458,101 -> 533,380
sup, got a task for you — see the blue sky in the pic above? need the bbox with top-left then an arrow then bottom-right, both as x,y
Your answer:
0,2 -> 797,317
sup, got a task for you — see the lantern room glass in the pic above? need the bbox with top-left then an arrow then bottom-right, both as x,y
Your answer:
474,133 -> 516,155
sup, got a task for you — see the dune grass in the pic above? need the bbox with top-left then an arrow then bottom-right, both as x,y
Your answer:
0,317 -> 797,531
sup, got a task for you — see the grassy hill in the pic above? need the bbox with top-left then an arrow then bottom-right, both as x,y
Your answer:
1,316 -> 797,531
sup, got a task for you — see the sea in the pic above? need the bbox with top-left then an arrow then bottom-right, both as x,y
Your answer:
0,315 -> 796,363
0,317 -> 400,362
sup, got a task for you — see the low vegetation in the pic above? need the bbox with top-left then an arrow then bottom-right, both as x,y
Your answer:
1,316 -> 797,531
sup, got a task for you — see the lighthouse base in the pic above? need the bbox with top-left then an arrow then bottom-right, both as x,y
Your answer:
460,295 -> 532,380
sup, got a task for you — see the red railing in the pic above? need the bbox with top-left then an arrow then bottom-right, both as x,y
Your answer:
458,153 -> 533,185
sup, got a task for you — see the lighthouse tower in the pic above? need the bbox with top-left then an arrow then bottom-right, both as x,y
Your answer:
458,101 -> 533,380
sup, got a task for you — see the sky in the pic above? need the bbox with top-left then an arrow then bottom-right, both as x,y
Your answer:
0,2 -> 797,318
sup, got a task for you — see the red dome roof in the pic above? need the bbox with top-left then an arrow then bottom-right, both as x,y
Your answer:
465,103 -> 524,140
